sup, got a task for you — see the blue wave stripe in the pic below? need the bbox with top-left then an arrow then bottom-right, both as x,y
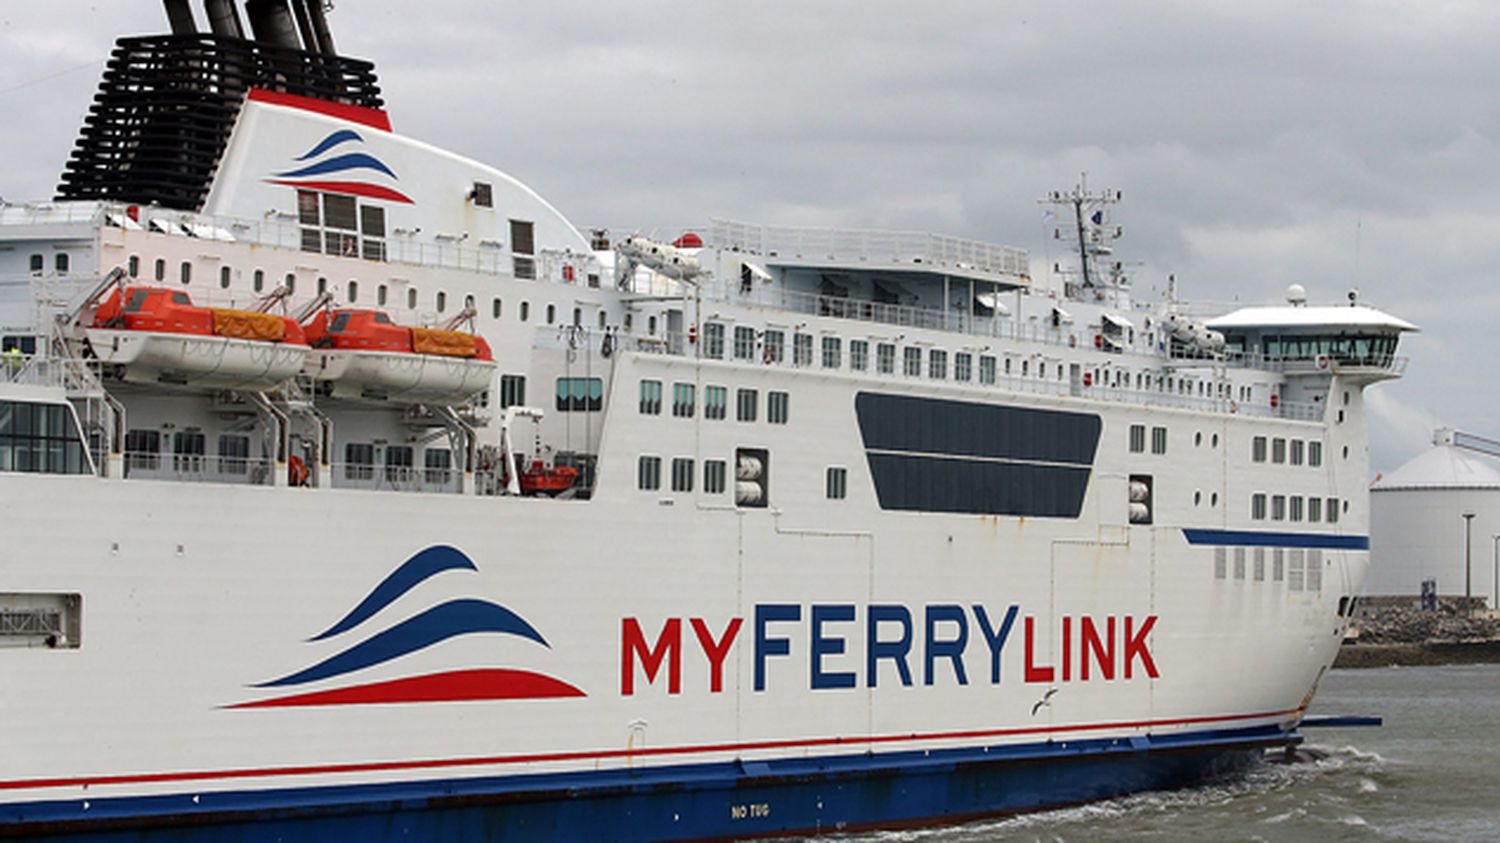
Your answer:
264,600 -> 548,687
296,130 -> 364,161
1181,528 -> 1370,550
311,546 -> 477,641
275,152 -> 398,180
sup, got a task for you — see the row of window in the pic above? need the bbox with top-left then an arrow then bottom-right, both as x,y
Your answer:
638,380 -> 791,424
27,253 -> 70,274
124,429 -> 251,473
1213,546 -> 1325,591
703,322 -> 1236,398
0,400 -> 89,474
1251,436 -> 1324,467
637,455 -> 848,500
1127,424 -> 1169,455
342,443 -> 453,482
1249,493 -> 1344,523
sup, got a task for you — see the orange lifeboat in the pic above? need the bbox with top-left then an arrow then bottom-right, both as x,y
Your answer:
302,308 -> 497,403
86,287 -> 310,389
517,460 -> 579,497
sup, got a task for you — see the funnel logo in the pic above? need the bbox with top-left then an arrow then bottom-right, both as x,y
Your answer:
265,129 -> 414,204
231,546 -> 583,708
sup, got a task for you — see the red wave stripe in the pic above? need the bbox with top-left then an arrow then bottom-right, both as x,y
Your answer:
248,88 -> 392,131
266,179 -> 414,204
230,669 -> 586,709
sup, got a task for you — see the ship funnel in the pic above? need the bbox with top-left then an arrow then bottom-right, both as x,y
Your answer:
202,0 -> 247,39
244,0 -> 302,50
163,0 -> 200,34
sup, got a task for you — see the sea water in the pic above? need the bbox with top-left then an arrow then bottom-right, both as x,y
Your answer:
830,664 -> 1500,842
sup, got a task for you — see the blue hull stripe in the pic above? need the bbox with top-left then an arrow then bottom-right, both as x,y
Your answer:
1181,528 -> 1370,550
3,724 -> 1296,842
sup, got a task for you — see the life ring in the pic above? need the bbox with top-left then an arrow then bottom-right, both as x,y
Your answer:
1315,354 -> 1330,371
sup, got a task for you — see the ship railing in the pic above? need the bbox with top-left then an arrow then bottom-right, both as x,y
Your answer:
329,463 -> 464,495
707,219 -> 1030,279
122,452 -> 276,485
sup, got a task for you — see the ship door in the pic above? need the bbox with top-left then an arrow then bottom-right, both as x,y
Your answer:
1069,363 -> 1082,397
666,309 -> 685,354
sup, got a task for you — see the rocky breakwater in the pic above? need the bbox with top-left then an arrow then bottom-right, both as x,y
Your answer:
1336,596 -> 1500,668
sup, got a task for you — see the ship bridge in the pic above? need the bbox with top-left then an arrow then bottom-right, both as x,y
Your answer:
1206,300 -> 1418,381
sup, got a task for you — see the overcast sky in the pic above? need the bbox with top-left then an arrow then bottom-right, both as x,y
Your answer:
2,1 -> 1496,473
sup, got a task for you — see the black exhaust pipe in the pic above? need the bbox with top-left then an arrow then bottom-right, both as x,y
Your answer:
203,0 -> 246,39
243,0 -> 301,50
304,0 -> 337,54
163,0 -> 199,34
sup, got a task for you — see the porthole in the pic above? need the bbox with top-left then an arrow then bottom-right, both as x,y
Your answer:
1194,491 -> 1202,506
220,266 -> 231,289
407,288 -> 417,309
1195,432 -> 1203,447
1211,433 -> 1219,448
1211,492 -> 1219,507
1343,445 -> 1349,459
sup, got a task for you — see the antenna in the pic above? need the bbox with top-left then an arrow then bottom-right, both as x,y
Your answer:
1040,174 -> 1127,298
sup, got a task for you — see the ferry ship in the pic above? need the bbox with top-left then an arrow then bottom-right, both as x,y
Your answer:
0,2 -> 1415,840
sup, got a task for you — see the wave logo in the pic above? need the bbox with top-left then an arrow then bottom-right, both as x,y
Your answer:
264,128 -> 415,204
230,546 -> 584,708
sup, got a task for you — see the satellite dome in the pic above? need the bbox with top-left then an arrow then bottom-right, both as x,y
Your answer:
1286,283 -> 1307,305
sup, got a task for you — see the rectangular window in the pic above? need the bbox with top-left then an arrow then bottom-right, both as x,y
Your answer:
1234,547 -> 1246,580
979,355 -> 997,385
705,386 -> 727,420
637,455 -> 661,491
736,388 -> 758,422
297,190 -> 320,225
1306,549 -> 1323,591
1288,549 -> 1305,591
1129,424 -> 1146,453
218,434 -> 250,475
1290,439 -> 1305,466
639,379 -> 663,415
510,219 -> 536,279
903,347 -> 922,377
384,445 -> 414,483
555,377 -> 603,412
1327,497 -> 1339,523
821,336 -> 841,369
1272,494 -> 1286,521
929,349 -> 947,380
704,322 -> 725,359
1214,547 -> 1227,580
671,457 -> 694,492
1290,496 -> 1304,522
768,391 -> 790,424
1254,547 -> 1266,581
877,343 -> 896,375
1151,426 -> 1167,455
733,326 -> 756,360
1251,493 -> 1267,520
323,194 -> 357,231
500,374 -> 526,409
1273,548 -> 1285,582
672,383 -> 695,418
344,442 -> 375,480
704,459 -> 727,494
1308,441 -> 1323,467
826,466 -> 848,500
1272,437 -> 1287,464
1252,436 -> 1267,463
172,431 -> 206,473
793,333 -> 813,367
471,181 -> 494,208
124,428 -> 161,471
1308,496 -> 1323,522
763,329 -> 785,364
954,352 -> 972,382
850,340 -> 869,372
360,204 -> 385,237
425,448 -> 452,485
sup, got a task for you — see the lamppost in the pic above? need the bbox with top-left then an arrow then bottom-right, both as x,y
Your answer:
1462,513 -> 1476,616
1492,535 -> 1499,612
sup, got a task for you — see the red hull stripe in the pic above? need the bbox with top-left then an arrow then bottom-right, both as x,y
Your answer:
265,180 -> 414,204
248,89 -> 392,132
229,669 -> 586,709
0,708 -> 1298,792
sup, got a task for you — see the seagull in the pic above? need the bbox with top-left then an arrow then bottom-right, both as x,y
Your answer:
1031,688 -> 1059,716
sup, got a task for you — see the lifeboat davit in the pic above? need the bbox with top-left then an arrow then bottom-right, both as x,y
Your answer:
86,287 -> 309,390
302,309 -> 497,404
